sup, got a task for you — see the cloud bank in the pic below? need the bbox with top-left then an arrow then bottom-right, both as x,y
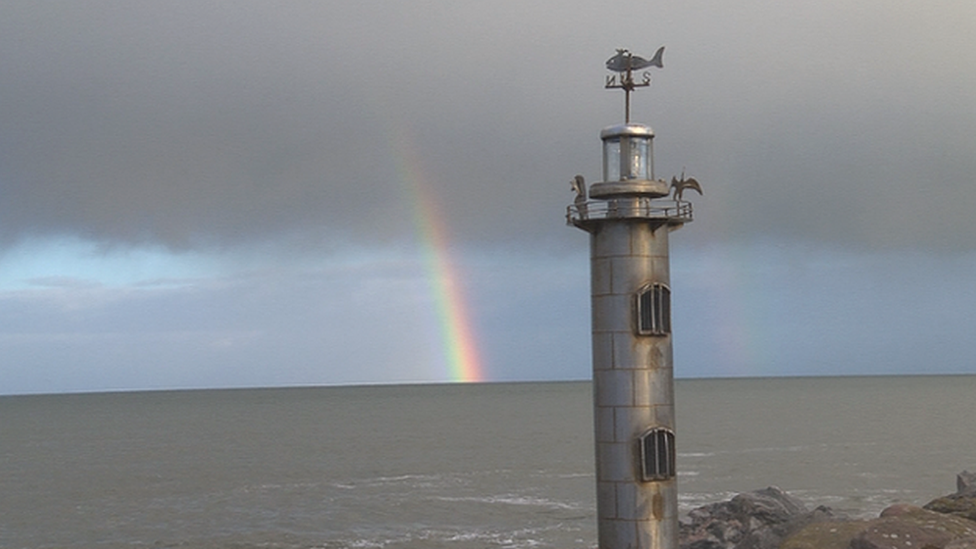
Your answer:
1,2 -> 973,253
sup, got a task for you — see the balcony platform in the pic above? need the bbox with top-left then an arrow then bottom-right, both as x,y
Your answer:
566,199 -> 693,231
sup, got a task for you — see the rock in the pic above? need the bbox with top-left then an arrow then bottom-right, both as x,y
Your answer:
780,520 -> 872,549
881,504 -> 925,517
679,487 -> 836,549
783,506 -> 976,549
926,496 -> 976,522
850,512 -> 955,549
730,487 -> 808,524
958,472 -> 976,497
685,474 -> 976,549
946,538 -> 976,549
925,471 -> 976,521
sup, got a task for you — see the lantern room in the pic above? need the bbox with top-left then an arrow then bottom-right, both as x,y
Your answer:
589,123 -> 669,199
602,123 -> 653,181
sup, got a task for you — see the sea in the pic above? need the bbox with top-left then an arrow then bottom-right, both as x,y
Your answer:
1,375 -> 973,549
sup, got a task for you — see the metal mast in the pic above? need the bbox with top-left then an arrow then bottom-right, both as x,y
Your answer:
567,47 -> 701,549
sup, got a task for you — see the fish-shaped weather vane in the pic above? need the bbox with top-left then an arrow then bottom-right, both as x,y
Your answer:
605,47 -> 665,123
606,46 -> 664,73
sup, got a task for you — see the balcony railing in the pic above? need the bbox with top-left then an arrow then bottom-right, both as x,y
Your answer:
566,199 -> 693,226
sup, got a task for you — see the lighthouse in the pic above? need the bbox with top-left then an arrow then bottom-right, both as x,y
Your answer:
567,48 -> 700,549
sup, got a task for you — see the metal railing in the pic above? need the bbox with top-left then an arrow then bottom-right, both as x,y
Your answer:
566,199 -> 693,225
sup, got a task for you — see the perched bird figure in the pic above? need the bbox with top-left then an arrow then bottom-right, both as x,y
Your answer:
606,46 -> 665,73
670,171 -> 703,201
571,175 -> 588,219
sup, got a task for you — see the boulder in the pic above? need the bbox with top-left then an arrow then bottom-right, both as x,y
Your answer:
927,497 -> 976,523
850,511 -> 956,549
958,471 -> 976,496
925,471 -> 976,522
780,520 -> 872,549
783,505 -> 976,549
683,474 -> 976,549
679,486 -> 835,549
880,504 -> 924,518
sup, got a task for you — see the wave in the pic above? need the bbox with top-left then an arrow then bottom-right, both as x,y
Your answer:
337,523 -> 574,549
433,494 -> 584,511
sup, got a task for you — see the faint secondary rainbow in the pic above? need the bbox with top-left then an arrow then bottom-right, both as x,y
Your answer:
390,129 -> 485,383
697,243 -> 772,377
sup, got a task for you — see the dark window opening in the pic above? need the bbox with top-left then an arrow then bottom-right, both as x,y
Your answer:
637,284 -> 671,335
639,428 -> 676,481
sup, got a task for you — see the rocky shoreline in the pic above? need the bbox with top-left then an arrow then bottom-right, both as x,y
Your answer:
679,471 -> 976,549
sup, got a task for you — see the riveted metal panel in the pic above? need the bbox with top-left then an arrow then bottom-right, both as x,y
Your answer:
637,515 -> 678,549
591,332 -> 615,371
612,332 -> 654,370
591,257 -> 613,296
652,256 -> 672,284
637,508 -> 679,549
610,255 -> 656,295
595,406 -> 615,443
595,369 -> 634,407
634,368 -> 674,408
614,406 -> 654,442
642,342 -> 668,369
593,223 -> 637,258
633,481 -> 657,518
600,519 -> 638,549
597,481 -> 618,519
592,294 -> 632,334
596,442 -> 634,482
615,481 -> 639,520
630,223 -> 670,258
654,405 -> 675,428
655,480 -> 679,519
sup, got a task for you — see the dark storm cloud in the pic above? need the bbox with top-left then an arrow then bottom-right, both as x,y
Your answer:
1,1 -> 974,252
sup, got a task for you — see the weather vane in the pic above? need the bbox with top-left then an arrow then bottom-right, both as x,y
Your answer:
605,46 -> 664,123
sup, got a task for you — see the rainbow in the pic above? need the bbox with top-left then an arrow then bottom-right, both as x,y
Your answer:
391,129 -> 485,383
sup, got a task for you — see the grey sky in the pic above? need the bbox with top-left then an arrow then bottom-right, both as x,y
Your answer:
1,2 -> 975,394
3,1 -> 974,252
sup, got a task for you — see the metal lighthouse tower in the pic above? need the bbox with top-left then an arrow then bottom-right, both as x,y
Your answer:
567,47 -> 701,549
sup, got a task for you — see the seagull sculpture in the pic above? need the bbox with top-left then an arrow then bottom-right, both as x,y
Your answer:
670,171 -> 703,201
571,175 -> 588,219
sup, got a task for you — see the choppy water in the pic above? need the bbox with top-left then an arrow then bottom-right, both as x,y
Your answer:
1,375 -> 973,548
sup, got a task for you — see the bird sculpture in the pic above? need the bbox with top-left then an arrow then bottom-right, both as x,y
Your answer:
606,46 -> 665,73
571,175 -> 588,219
670,171 -> 703,201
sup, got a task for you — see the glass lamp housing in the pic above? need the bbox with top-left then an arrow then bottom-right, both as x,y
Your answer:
601,124 -> 654,182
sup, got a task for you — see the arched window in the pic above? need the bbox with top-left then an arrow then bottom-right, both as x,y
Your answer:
639,428 -> 676,481
636,283 -> 670,335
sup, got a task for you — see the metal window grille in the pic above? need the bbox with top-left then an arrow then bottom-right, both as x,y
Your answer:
639,428 -> 676,481
636,284 -> 671,335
